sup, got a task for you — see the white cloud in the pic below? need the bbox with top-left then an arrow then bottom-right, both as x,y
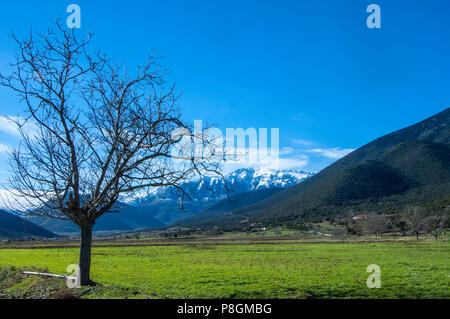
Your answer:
219,143 -> 354,173
306,147 -> 355,159
255,154 -> 309,171
291,138 -> 315,146
0,189 -> 42,211
280,147 -> 294,155
274,156 -> 309,170
0,143 -> 10,153
221,146 -> 309,173
0,116 -> 36,138
0,116 -> 22,137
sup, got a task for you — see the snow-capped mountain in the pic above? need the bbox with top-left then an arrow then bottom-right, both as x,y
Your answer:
127,168 -> 314,204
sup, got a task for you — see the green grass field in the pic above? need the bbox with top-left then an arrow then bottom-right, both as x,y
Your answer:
0,240 -> 449,299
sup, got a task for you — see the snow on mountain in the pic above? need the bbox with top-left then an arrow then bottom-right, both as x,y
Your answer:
126,168 -> 314,204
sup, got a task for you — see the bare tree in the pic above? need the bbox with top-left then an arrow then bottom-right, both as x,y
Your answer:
424,215 -> 448,241
0,22 -> 224,285
362,214 -> 391,238
403,206 -> 426,240
348,220 -> 364,236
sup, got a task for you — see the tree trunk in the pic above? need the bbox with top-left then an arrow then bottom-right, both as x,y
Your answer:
79,223 -> 95,286
416,232 -> 419,240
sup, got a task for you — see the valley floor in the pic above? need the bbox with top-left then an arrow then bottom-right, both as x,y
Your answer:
0,237 -> 449,299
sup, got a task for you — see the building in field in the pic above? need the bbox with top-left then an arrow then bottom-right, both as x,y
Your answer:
352,214 -> 368,221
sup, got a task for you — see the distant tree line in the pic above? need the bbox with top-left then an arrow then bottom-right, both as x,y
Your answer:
341,205 -> 449,240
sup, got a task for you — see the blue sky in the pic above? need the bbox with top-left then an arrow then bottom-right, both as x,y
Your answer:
0,0 -> 450,180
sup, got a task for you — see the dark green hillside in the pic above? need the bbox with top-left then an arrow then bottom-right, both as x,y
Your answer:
379,141 -> 450,185
194,108 -> 450,228
0,210 -> 58,239
318,161 -> 409,205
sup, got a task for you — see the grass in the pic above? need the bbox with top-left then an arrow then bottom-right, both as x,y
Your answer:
0,240 -> 449,299
0,266 -> 79,299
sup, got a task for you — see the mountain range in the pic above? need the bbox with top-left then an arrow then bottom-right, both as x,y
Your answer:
3,108 -> 449,237
126,168 -> 313,203
0,210 -> 57,239
25,168 -> 313,235
191,108 -> 450,229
